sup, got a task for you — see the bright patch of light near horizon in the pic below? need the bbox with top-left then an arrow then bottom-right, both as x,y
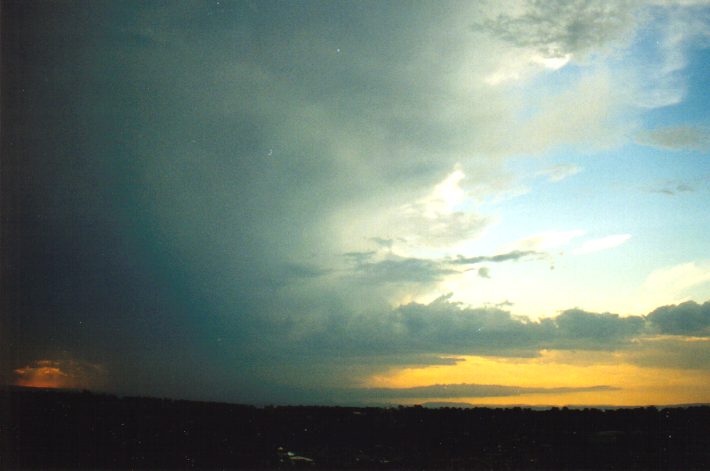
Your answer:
423,168 -> 466,216
485,53 -> 571,85
532,54 -> 572,70
387,166 -> 486,260
485,70 -> 521,85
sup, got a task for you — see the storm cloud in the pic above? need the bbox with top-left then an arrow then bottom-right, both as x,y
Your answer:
2,0 -> 709,406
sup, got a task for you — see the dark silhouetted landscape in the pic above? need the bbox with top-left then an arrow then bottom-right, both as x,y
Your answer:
3,386 -> 710,469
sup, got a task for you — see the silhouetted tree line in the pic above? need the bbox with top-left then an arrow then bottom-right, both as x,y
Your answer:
3,386 -> 710,469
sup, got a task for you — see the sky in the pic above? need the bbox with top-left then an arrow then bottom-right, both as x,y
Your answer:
2,0 -> 710,407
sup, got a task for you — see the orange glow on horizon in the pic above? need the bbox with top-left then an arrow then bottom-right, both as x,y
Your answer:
13,359 -> 105,390
14,366 -> 72,389
365,350 -> 710,406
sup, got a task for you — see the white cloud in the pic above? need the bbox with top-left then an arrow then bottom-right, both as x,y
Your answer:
573,234 -> 632,254
383,167 -> 491,255
531,53 -> 572,70
514,230 -> 586,251
484,52 -> 572,85
626,262 -> 710,314
415,168 -> 467,217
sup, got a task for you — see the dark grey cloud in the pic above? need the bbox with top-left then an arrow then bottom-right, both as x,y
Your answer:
258,299 -> 710,403
351,257 -> 458,284
454,250 -> 544,265
646,301 -> 710,336
370,237 -> 397,250
477,0 -> 637,58
546,309 -> 647,349
339,354 -> 467,369
346,249 -> 544,286
239,298 -> 710,401
264,262 -> 329,287
283,296 -> 650,366
343,251 -> 377,264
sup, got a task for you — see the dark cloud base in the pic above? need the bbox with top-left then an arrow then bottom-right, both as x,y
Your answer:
288,297 -> 709,362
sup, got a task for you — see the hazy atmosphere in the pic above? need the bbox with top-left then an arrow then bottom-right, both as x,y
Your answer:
3,0 -> 710,407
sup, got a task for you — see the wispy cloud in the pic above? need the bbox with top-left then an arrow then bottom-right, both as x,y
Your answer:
650,181 -> 695,195
637,125 -> 710,151
347,249 -> 545,286
352,257 -> 457,285
338,383 -> 618,401
454,250 -> 544,265
573,234 -> 631,254
625,336 -> 710,370
536,164 -> 583,182
514,230 -> 586,251
642,261 -> 710,308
